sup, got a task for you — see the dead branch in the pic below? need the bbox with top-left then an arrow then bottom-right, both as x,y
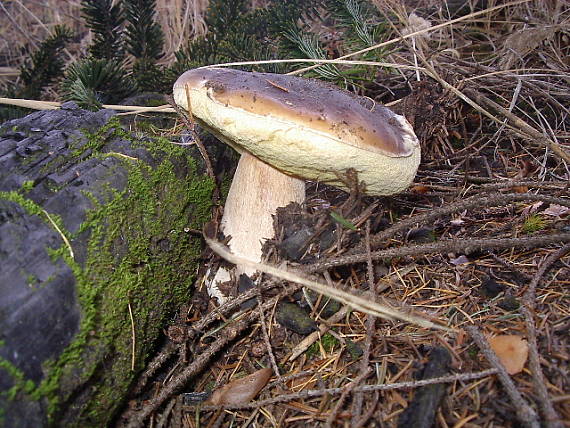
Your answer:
520,244 -> 570,428
351,221 -> 377,424
195,369 -> 498,411
465,325 -> 540,428
307,233 -> 570,273
348,192 -> 570,255
464,89 -> 570,164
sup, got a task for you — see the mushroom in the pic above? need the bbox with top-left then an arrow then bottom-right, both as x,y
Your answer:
173,68 -> 420,302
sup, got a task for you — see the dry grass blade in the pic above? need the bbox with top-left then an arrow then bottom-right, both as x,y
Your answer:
0,97 -> 175,113
206,238 -> 453,331
289,0 -> 535,76
464,89 -> 570,163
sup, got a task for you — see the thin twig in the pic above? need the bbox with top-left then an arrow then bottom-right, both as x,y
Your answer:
131,342 -> 176,395
167,95 -> 216,182
123,284 -> 299,427
465,325 -> 540,428
352,221 -> 376,424
306,233 -> 570,273
325,368 -> 372,428
353,391 -> 380,428
470,179 -> 569,192
256,288 -> 281,380
520,244 -> 570,428
195,369 -> 498,410
346,192 -> 570,256
131,281 -> 286,396
124,318 -> 245,427
488,253 -> 534,282
188,280 -> 284,341
465,89 -> 570,163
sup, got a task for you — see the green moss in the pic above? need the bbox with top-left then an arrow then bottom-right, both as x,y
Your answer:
73,118 -> 126,158
0,192 -> 68,236
2,118 -> 214,426
522,214 -> 546,234
1,191 -> 42,216
21,180 -> 35,193
24,272 -> 39,288
0,358 -> 36,401
306,333 -> 339,358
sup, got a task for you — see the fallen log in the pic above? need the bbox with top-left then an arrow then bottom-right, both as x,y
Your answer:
0,102 -> 215,427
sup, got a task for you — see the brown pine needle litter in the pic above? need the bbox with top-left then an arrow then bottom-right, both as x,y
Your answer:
3,1 -> 569,427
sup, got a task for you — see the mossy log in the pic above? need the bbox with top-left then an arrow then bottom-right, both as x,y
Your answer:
0,103 -> 215,427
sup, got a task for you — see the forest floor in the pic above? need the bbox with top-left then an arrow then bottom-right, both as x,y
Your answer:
1,1 -> 569,427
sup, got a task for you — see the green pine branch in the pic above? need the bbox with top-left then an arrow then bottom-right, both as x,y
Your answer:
124,0 -> 164,61
280,23 -> 343,81
81,0 -> 124,60
205,0 -> 249,39
173,0 -> 324,75
19,25 -> 73,99
61,57 -> 136,109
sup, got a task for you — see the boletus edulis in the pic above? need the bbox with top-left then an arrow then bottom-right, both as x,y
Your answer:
173,68 -> 420,303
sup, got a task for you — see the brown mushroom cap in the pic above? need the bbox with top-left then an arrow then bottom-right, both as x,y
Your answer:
174,67 -> 420,196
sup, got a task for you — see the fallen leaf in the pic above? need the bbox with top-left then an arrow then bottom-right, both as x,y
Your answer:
543,204 -> 569,217
521,201 -> 543,217
410,184 -> 431,194
450,255 -> 470,265
208,368 -> 272,405
488,335 -> 528,375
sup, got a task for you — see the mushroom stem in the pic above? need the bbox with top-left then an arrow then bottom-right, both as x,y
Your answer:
210,152 -> 305,302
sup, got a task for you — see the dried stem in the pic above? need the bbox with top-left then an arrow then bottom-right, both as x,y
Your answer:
465,325 -> 540,428
306,233 -> 570,273
347,192 -> 570,255
196,369 -> 498,411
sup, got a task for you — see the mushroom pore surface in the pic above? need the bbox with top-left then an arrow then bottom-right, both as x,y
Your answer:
173,67 -> 420,196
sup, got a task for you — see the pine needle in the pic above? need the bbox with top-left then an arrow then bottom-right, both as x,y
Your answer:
206,237 -> 454,332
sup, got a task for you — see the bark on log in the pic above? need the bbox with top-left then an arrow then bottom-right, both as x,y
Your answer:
0,103 -> 215,427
